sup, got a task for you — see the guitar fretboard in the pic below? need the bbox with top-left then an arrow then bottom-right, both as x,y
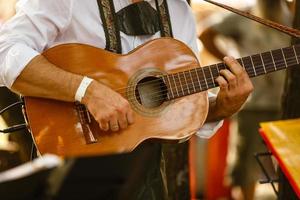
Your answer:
163,44 -> 300,100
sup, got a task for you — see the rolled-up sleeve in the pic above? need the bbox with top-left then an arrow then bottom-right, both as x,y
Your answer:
0,0 -> 72,88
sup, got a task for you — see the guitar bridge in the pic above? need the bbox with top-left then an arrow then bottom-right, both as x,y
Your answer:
75,103 -> 98,144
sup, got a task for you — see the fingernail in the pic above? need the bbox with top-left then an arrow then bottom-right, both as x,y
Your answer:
225,56 -> 235,62
224,56 -> 230,62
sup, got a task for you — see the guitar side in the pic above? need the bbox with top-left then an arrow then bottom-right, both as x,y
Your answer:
24,38 -> 209,157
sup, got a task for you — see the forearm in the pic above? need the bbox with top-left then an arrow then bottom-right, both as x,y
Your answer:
205,97 -> 227,123
11,55 -> 83,102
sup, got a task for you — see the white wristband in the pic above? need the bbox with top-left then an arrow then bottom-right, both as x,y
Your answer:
75,76 -> 93,102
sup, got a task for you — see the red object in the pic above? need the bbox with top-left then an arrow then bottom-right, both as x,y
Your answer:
205,120 -> 231,200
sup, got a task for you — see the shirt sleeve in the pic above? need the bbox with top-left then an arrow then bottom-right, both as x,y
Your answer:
0,0 -> 73,88
196,92 -> 224,139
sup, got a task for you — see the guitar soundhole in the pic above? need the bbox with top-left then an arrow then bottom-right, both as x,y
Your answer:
135,76 -> 168,108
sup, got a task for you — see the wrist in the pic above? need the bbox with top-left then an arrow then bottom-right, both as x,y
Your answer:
206,97 -> 228,122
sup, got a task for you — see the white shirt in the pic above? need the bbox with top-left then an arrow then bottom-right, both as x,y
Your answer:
0,0 -> 222,138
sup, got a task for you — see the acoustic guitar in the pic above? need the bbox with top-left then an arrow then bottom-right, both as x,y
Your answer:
24,38 -> 300,157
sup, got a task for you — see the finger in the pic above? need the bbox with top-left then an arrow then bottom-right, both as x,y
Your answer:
126,109 -> 134,124
118,112 -> 128,129
215,76 -> 228,91
223,56 -> 244,76
219,69 -> 237,89
99,120 -> 109,132
109,116 -> 119,132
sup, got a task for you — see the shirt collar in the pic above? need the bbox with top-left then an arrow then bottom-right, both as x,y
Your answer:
145,0 -> 164,5
115,0 -> 164,12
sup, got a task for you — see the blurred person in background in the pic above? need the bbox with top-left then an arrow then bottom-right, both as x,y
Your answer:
0,0 -> 32,165
200,0 -> 294,199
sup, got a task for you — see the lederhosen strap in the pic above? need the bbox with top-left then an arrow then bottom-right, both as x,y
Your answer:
97,0 -> 122,53
155,0 -> 173,37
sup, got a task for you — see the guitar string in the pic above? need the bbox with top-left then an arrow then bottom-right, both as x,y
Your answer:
76,55 -> 299,111
77,56 -> 299,122
79,59 -> 298,123
92,57 -> 299,106
110,50 -> 300,93
113,54 -> 299,98
75,58 -> 299,115
115,57 -> 299,103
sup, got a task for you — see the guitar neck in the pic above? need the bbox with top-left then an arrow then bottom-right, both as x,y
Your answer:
163,44 -> 300,100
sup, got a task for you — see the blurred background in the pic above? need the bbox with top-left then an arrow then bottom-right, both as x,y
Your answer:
0,0 -> 296,199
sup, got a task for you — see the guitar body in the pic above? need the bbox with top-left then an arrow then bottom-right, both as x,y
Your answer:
24,38 -> 209,157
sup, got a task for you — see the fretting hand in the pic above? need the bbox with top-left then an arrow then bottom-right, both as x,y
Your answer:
207,56 -> 253,121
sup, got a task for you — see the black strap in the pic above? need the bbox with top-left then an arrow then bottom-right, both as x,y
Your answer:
97,0 -> 173,54
97,0 -> 122,53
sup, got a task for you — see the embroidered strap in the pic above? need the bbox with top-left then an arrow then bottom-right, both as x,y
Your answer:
97,0 -> 122,53
156,0 -> 173,37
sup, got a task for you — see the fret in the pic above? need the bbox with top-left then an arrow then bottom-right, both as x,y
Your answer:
210,64 -> 220,83
196,68 -> 208,90
259,53 -> 267,73
194,68 -> 203,91
251,54 -> 265,76
203,67 -> 214,88
175,73 -> 184,97
185,71 -> 195,94
294,45 -> 300,61
293,45 -> 299,64
183,72 -> 191,94
241,56 -> 255,78
171,74 -> 180,97
282,47 -> 297,67
208,66 -> 216,87
237,58 -> 243,68
167,74 -> 175,99
188,70 -> 197,93
249,56 -> 257,76
167,74 -> 177,98
178,73 -> 184,95
271,49 -> 286,70
270,51 -> 277,70
163,75 -> 173,99
281,48 -> 288,68
241,58 -> 246,70
179,72 -> 189,96
178,72 -> 187,95
190,69 -> 202,91
215,63 -> 220,73
202,68 -> 209,89
261,52 -> 276,73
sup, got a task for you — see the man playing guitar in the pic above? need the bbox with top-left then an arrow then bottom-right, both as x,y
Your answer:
0,0 -> 253,198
